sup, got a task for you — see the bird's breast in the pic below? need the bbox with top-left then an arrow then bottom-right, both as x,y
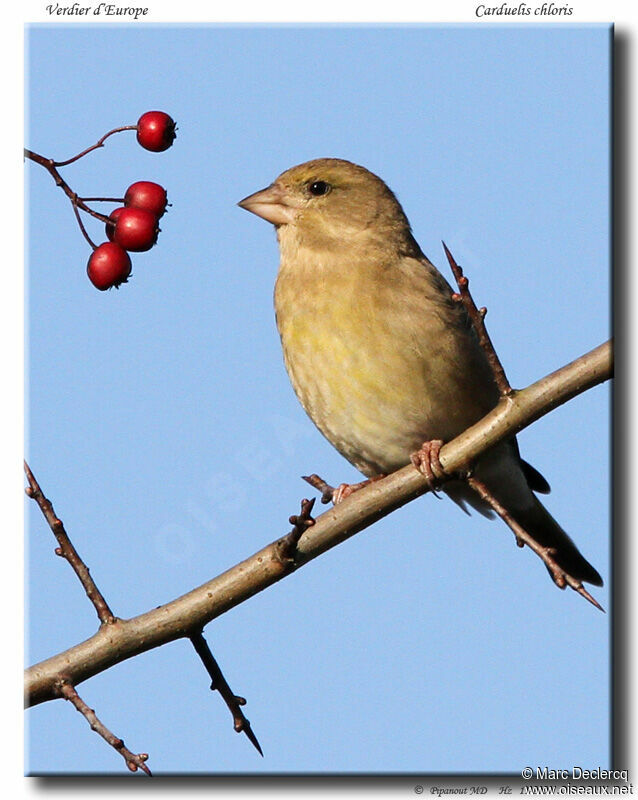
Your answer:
274,250 -> 497,476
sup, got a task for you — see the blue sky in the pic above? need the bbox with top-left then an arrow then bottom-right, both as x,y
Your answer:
25,24 -> 610,775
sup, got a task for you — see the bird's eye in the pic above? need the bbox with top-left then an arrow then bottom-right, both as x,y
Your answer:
308,180 -> 331,197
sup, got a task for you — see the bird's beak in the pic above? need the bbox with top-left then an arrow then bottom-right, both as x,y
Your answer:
237,183 -> 300,226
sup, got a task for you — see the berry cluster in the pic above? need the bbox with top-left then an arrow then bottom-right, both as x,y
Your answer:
25,111 -> 177,291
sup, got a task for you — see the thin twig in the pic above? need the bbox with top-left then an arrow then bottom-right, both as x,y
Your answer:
189,631 -> 263,756
466,475 -> 603,611
24,461 -> 116,625
302,474 -> 335,504
58,682 -> 151,775
442,242 -> 512,396
277,497 -> 316,561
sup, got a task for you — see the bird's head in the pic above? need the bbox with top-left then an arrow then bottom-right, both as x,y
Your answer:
238,158 -> 420,257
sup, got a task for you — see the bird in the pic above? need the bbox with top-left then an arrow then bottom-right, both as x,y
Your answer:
238,158 -> 602,588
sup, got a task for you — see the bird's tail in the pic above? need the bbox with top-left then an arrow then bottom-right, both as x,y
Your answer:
514,495 -> 603,587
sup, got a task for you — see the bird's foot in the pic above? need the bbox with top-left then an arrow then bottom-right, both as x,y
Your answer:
303,474 -> 385,505
332,479 -> 375,505
410,439 -> 447,495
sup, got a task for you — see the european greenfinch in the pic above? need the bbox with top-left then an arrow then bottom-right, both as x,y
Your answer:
238,158 -> 601,586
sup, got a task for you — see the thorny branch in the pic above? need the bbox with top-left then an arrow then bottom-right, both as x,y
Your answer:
25,462 -> 263,770
443,245 -> 602,608
24,460 -> 115,626
25,338 -> 612,712
58,682 -> 151,775
443,241 -> 512,396
189,632 -> 263,756
466,476 -> 603,611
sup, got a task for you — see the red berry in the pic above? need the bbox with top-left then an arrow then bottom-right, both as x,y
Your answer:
87,243 -> 132,291
124,181 -> 168,218
136,111 -> 176,152
113,207 -> 159,252
105,207 -> 126,242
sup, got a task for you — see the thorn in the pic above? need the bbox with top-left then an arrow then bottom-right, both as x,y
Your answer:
575,584 -> 605,612
242,723 -> 263,756
133,756 -> 152,776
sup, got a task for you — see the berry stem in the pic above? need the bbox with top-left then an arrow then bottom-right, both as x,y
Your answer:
80,197 -> 125,203
51,125 -> 137,167
25,148 -> 112,232
72,202 -> 97,250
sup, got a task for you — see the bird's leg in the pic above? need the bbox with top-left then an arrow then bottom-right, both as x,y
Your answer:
303,474 -> 386,505
410,439 -> 447,495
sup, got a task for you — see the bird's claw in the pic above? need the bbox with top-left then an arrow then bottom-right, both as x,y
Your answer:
333,477 -> 386,504
410,439 -> 447,494
303,474 -> 386,505
332,483 -> 356,504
